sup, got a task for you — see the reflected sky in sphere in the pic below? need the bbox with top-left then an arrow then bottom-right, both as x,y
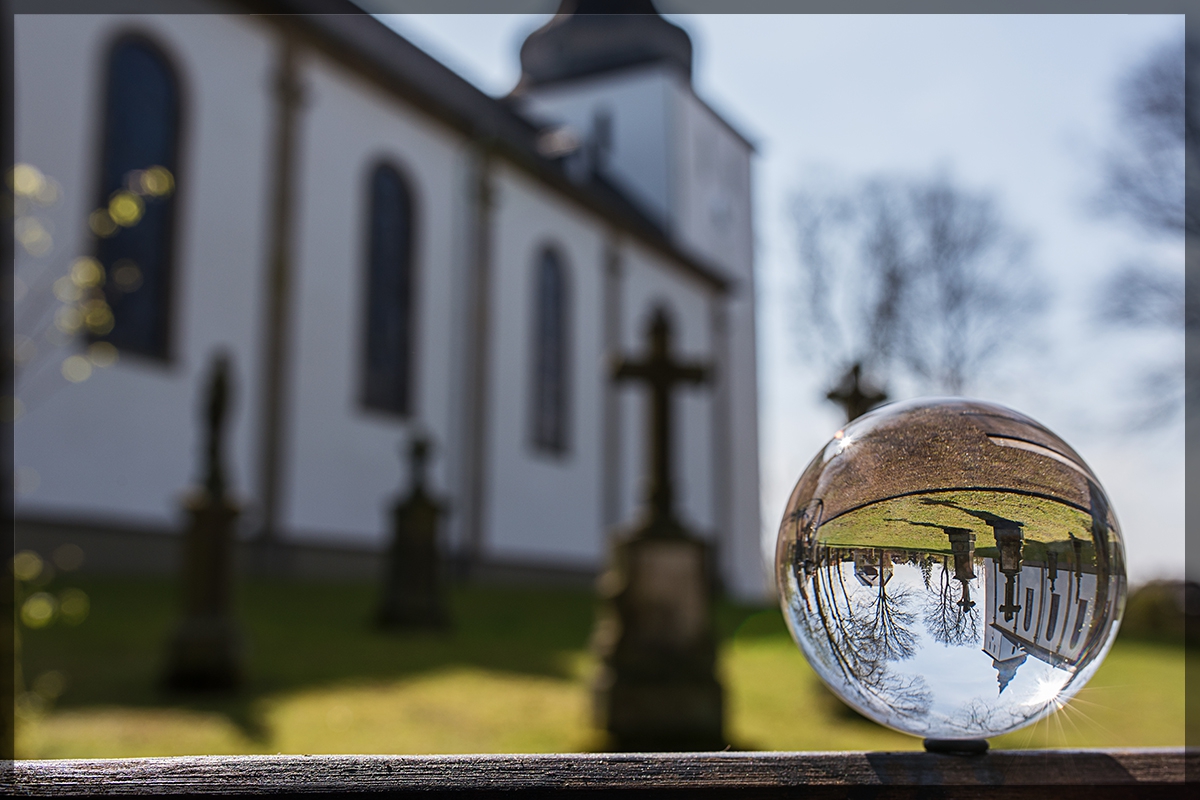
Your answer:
776,398 -> 1126,740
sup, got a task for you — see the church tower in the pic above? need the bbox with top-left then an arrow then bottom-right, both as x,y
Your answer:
510,0 -> 754,283
511,2 -> 765,598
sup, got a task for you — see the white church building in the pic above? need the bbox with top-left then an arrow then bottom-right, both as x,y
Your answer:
13,1 -> 766,600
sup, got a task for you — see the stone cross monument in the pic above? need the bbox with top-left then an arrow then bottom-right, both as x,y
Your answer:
164,351 -> 244,690
827,362 -> 887,423
377,434 -> 448,629
592,308 -> 724,751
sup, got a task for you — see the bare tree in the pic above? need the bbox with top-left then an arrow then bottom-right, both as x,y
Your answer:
800,549 -> 931,724
922,556 -> 981,648
791,170 -> 1045,407
1095,35 -> 1191,237
1092,34 -> 1192,426
859,577 -> 919,663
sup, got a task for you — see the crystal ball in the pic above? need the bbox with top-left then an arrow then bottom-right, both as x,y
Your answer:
775,398 -> 1126,740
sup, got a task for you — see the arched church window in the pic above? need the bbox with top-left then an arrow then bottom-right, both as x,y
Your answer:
531,247 -> 570,454
362,162 -> 416,415
94,35 -> 181,360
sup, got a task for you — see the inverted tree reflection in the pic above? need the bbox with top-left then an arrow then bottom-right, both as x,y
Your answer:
792,548 -> 931,723
923,554 -> 981,647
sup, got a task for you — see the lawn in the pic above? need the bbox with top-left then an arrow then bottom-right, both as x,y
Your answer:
14,576 -> 1188,758
818,490 -> 1097,555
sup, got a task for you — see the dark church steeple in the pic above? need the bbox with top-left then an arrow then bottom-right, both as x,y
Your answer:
515,0 -> 692,93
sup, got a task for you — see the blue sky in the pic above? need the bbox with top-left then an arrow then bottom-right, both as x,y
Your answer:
379,13 -> 1185,584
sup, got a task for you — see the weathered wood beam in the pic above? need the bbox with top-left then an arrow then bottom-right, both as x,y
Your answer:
7,748 -> 1193,798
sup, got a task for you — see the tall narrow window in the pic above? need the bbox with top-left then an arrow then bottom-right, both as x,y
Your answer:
95,36 -> 181,359
363,163 -> 415,415
531,248 -> 569,453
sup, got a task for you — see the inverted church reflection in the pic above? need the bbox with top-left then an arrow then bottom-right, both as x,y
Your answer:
781,491 -> 1124,739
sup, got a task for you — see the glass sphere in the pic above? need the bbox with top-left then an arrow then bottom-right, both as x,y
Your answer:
775,398 -> 1126,740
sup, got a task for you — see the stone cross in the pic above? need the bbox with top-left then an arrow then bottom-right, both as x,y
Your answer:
826,362 -> 887,423
613,308 -> 708,528
945,527 -> 976,611
593,308 -> 724,751
377,433 -> 448,629
409,436 -> 430,492
991,519 -> 1025,623
165,351 -> 244,690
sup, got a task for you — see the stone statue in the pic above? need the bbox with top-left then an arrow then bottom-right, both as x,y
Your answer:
164,351 -> 244,690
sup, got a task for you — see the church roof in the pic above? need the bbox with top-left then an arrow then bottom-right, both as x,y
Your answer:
241,0 -> 730,294
514,0 -> 692,92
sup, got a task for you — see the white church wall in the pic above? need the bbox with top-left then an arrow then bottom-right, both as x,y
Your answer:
670,88 -> 754,282
14,14 -> 275,530
724,290 -> 767,600
672,86 -> 767,601
615,244 -> 716,542
516,66 -> 674,229
281,47 -> 467,548
481,163 -> 608,568
14,11 -> 767,600
518,63 -> 767,599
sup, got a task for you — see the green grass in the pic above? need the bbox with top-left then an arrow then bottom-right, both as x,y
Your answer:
14,576 -> 1187,758
818,490 -> 1102,561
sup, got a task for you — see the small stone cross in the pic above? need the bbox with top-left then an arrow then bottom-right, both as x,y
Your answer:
613,309 -> 709,527
407,436 -> 430,493
826,362 -> 887,423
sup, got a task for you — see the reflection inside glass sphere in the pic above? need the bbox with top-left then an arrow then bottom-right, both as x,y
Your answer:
776,399 -> 1125,740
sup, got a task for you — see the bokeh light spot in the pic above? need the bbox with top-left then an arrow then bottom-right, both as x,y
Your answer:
83,300 -> 114,335
15,216 -> 52,255
88,341 -> 118,367
62,355 -> 92,383
10,163 -> 46,197
21,592 -> 58,628
59,588 -> 90,625
108,191 -> 144,227
70,257 -> 105,288
53,276 -> 82,303
54,306 -> 82,334
89,209 -> 118,237
12,550 -> 44,582
139,165 -> 175,196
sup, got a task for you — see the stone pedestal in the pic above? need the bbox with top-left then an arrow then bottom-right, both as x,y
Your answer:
164,492 -> 243,690
592,521 -> 724,751
377,492 -> 447,629
377,438 -> 447,629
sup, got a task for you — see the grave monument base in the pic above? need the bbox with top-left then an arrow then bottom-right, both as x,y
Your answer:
164,495 -> 243,691
592,520 -> 724,752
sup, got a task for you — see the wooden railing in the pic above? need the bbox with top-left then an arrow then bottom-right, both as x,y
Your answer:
7,748 -> 1193,797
